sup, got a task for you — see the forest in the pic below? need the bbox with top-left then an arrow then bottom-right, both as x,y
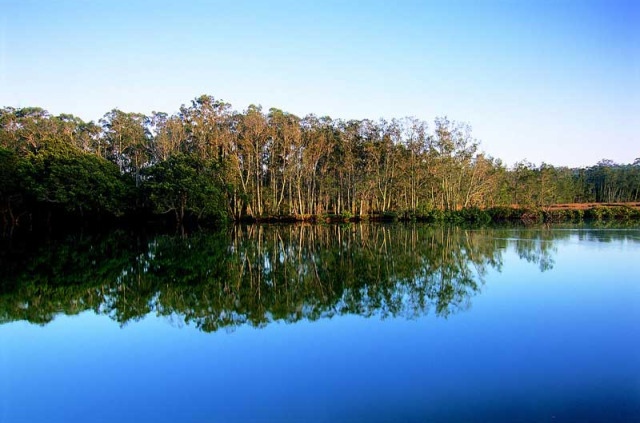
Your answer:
1,95 -> 639,229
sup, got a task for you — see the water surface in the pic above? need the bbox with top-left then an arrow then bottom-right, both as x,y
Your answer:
1,224 -> 639,422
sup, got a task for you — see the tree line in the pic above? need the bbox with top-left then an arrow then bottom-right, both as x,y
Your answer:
1,95 -> 639,227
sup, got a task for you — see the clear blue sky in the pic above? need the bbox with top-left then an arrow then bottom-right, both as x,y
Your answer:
1,0 -> 638,167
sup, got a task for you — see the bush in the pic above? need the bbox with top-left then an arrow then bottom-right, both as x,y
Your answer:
458,207 -> 491,224
520,208 -> 543,224
487,207 -> 516,221
585,206 -> 610,221
381,211 -> 398,221
340,210 -> 353,220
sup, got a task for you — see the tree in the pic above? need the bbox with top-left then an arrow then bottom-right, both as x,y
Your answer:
100,109 -> 151,186
23,142 -> 132,217
0,148 -> 29,228
428,117 -> 479,210
142,153 -> 228,226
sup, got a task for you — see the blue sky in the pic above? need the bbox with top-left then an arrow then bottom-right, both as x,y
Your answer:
1,0 -> 638,167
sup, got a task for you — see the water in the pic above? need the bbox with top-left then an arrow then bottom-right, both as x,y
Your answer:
1,224 -> 639,423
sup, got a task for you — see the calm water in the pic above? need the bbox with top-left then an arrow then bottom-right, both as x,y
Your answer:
1,224 -> 639,423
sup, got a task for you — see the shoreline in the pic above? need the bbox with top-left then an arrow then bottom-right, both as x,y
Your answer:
2,204 -> 639,237
238,204 -> 640,225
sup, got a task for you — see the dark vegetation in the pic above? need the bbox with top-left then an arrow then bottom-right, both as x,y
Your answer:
2,96 -> 639,232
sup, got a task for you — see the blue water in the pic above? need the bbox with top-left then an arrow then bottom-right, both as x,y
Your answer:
1,225 -> 639,422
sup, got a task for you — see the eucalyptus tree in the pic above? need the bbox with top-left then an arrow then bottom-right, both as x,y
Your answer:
398,117 -> 429,211
100,109 -> 151,186
585,159 -> 640,203
233,105 -> 269,216
149,112 -> 187,162
179,95 -> 234,162
0,107 -> 57,155
428,117 -> 479,210
299,114 -> 333,215
363,119 -> 400,213
267,108 -> 302,214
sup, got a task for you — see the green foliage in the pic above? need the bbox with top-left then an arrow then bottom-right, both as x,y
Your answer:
0,148 -> 26,220
381,211 -> 398,221
23,144 -> 132,216
0,149 -> 20,192
451,207 -> 491,224
585,205 -> 640,221
340,210 -> 353,220
542,209 -> 585,223
142,154 -> 228,223
487,206 -> 518,221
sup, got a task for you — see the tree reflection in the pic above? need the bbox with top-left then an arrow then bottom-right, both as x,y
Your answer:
1,224 -> 636,332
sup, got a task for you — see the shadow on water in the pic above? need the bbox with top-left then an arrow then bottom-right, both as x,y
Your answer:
1,223 -> 638,332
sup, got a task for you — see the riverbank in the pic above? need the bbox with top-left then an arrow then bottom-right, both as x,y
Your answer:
240,204 -> 640,225
3,203 -> 639,237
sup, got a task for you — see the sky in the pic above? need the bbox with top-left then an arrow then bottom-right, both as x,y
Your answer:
1,0 -> 638,167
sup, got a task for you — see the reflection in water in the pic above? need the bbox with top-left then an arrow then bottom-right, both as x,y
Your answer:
1,224 -> 637,331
